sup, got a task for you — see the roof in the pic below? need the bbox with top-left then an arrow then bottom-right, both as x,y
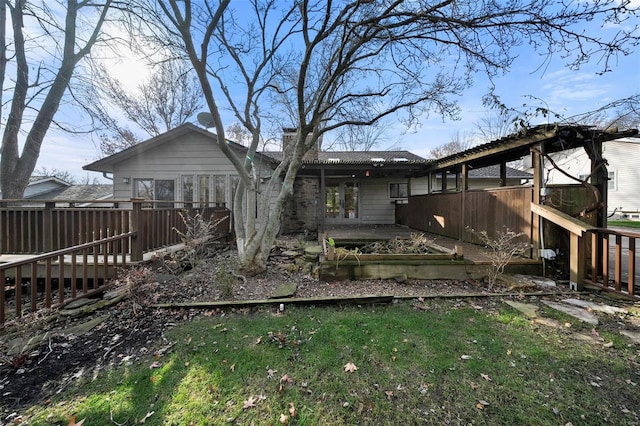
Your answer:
262,150 -> 429,165
83,123 -> 277,173
466,165 -> 532,179
425,124 -> 638,174
27,184 -> 113,201
28,175 -> 72,186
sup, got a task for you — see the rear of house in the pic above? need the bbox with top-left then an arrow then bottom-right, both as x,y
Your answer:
83,124 -> 432,233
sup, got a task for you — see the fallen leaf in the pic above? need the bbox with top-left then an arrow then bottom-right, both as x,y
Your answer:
139,411 -> 154,424
281,374 -> 293,383
481,373 -> 492,381
460,354 -> 473,360
289,402 -> 296,417
590,381 -> 602,388
279,413 -> 289,424
230,363 -> 236,372
255,336 -> 263,345
385,390 -> 394,398
267,368 -> 278,378
344,362 -> 358,373
243,396 -> 258,409
68,415 -> 85,426
149,361 -> 162,369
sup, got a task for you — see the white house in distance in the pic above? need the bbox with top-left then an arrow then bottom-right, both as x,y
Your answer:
523,134 -> 640,219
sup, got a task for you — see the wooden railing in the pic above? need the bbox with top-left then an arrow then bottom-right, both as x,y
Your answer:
0,232 -> 133,325
584,228 -> 639,298
532,204 -> 639,300
0,199 -> 231,260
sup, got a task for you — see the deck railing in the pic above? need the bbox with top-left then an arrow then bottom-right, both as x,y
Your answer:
0,232 -> 133,325
584,228 -> 639,298
0,199 -> 231,260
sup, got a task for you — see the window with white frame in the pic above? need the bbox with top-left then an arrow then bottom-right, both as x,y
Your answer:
608,171 -> 616,191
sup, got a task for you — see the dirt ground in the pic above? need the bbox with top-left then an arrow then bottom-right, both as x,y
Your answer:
0,239 -> 637,419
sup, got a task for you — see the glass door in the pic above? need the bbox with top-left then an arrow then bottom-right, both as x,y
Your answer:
325,181 -> 359,223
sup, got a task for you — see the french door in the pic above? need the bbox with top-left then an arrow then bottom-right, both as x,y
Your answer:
325,180 -> 359,224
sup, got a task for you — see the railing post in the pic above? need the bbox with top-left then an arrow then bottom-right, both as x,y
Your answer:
43,201 -> 55,252
130,198 -> 144,262
569,232 -> 586,291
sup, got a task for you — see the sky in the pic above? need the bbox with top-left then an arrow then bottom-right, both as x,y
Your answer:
32,5 -> 640,183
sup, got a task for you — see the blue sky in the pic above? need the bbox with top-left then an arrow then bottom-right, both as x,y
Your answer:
34,7 -> 640,182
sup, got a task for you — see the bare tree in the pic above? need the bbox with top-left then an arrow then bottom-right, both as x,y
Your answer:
475,111 -> 519,143
331,118 -> 397,151
430,131 -> 476,159
82,60 -> 203,156
0,0 -> 117,199
33,167 -> 76,184
140,0 -> 638,275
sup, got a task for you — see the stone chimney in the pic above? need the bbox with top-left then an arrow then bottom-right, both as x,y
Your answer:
282,128 -> 321,162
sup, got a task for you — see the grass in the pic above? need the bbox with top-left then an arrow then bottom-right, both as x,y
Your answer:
23,299 -> 640,425
609,220 -> 640,229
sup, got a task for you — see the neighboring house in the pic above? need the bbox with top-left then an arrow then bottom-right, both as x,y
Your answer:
0,175 -> 112,206
427,164 -> 532,190
0,175 -> 71,200
83,123 -> 432,233
523,135 -> 640,219
27,184 -> 113,207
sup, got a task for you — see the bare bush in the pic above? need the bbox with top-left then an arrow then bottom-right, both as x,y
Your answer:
469,228 -> 531,286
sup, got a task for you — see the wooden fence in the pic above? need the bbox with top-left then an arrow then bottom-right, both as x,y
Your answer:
0,199 -> 232,324
403,186 -> 533,244
0,199 -> 231,260
401,185 -> 595,245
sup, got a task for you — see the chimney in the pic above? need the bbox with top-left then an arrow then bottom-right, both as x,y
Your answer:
282,128 -> 320,162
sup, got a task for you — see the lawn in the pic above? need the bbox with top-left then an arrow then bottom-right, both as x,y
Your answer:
609,220 -> 640,229
23,299 -> 640,425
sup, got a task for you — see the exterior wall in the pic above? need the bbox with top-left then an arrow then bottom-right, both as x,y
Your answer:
359,178 -> 400,224
541,140 -> 640,216
110,131 -> 275,209
281,176 -> 320,233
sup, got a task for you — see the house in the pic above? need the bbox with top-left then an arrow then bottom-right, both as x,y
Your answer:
522,135 -> 640,219
26,184 -> 113,207
0,175 -> 70,200
427,164 -> 532,191
83,123 -> 435,233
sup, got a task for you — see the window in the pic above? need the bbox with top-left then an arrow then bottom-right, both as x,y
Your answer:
608,171 -> 616,191
134,179 -> 154,199
214,175 -> 226,206
182,175 -> 194,207
198,175 -> 210,206
155,180 -> 175,208
579,171 -> 617,191
389,182 -> 408,198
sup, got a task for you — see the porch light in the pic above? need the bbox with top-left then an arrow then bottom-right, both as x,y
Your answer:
365,170 -> 370,177
122,177 -> 131,184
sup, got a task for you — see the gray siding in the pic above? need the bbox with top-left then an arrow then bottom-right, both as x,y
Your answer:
360,178 -> 402,224
111,132 -> 276,208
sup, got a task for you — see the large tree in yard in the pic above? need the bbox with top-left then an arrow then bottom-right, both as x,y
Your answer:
142,0 -> 638,275
0,0 -> 117,199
